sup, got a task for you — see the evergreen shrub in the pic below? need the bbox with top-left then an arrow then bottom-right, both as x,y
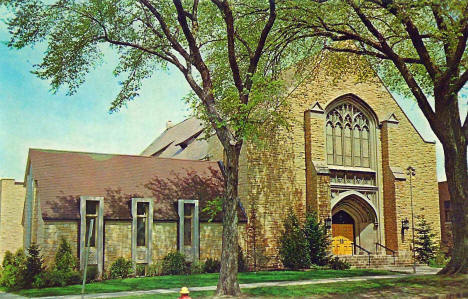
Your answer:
415,216 -> 437,264
279,211 -> 311,270
161,252 -> 188,275
109,257 -> 134,279
304,213 -> 330,266
203,258 -> 221,273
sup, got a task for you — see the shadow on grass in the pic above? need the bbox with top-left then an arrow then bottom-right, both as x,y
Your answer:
14,269 -> 398,297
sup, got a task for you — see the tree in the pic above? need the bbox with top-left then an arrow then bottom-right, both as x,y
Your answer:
1,1 -> 287,295
55,237 -> 77,272
278,210 -> 311,270
25,244 -> 44,288
279,0 -> 468,274
415,216 -> 437,264
303,213 -> 330,266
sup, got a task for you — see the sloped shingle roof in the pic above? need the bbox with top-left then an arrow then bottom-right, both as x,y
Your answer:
28,149 -> 246,222
140,117 -> 209,159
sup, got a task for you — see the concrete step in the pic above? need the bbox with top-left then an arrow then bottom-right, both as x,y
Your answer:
336,254 -> 416,268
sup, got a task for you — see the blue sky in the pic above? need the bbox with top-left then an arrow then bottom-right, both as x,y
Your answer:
0,16 -> 465,182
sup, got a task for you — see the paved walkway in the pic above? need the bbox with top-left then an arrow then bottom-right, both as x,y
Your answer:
0,266 -> 440,299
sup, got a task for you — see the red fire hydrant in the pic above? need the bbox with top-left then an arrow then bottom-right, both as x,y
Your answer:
178,287 -> 192,299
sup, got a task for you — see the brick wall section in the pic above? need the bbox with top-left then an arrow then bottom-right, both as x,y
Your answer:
39,221 -> 79,267
0,179 -> 26,261
152,222 -> 178,261
438,182 -> 452,251
105,221 -> 132,269
381,123 -> 398,251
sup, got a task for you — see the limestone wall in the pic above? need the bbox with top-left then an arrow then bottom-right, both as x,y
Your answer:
0,179 -> 26,261
105,221 -> 132,269
39,221 -> 79,267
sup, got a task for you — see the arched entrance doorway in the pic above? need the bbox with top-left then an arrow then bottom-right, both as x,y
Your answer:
331,192 -> 379,255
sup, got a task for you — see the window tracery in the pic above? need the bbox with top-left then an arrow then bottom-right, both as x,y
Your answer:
326,103 -> 372,168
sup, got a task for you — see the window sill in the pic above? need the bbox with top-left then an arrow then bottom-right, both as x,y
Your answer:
328,165 -> 376,173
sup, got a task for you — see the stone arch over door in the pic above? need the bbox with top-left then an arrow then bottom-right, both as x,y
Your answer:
331,191 -> 378,254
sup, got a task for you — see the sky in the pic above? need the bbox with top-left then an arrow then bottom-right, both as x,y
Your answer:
0,14 -> 466,183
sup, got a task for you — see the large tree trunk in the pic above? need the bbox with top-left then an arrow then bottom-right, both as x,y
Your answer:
434,97 -> 468,274
216,144 -> 242,296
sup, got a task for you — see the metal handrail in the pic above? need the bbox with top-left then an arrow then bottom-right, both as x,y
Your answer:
351,243 -> 371,266
376,242 -> 396,265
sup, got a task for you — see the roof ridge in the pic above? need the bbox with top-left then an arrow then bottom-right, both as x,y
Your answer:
29,148 -> 218,163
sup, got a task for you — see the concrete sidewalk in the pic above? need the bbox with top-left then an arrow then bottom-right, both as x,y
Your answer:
0,266 -> 440,299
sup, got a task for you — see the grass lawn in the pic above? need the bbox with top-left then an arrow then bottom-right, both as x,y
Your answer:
15,269 -> 395,297
118,275 -> 468,299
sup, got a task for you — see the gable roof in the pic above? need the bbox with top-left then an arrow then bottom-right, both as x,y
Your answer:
27,149 -> 246,222
141,117 -> 209,159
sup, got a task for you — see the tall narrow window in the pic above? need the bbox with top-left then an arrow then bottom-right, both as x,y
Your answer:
353,126 -> 361,166
344,125 -> 352,166
136,202 -> 148,246
325,102 -> 374,168
326,123 -> 334,164
362,127 -> 370,167
85,201 -> 98,247
334,125 -> 343,165
184,204 -> 193,246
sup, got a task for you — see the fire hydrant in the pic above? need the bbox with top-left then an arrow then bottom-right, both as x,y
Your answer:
178,286 -> 192,299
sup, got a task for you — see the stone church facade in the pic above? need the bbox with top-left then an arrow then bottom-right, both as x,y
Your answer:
143,54 -> 440,267
0,53 -> 441,270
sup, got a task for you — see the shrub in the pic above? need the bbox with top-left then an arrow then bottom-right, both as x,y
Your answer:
135,264 -> 146,277
327,257 -> 350,270
190,261 -> 205,274
238,245 -> 247,272
415,216 -> 437,264
279,211 -> 311,270
2,251 -> 14,268
109,257 -> 134,279
147,262 -> 163,276
55,237 -> 77,272
203,258 -> 221,273
0,249 -> 27,290
84,265 -> 99,282
304,213 -> 330,266
161,252 -> 188,275
429,250 -> 450,268
24,244 -> 45,288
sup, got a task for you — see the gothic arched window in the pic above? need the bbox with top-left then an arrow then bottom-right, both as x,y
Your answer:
326,103 -> 373,168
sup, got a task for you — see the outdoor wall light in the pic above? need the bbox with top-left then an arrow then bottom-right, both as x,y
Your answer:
325,217 -> 332,230
401,218 -> 410,231
374,221 -> 379,228
401,218 -> 410,241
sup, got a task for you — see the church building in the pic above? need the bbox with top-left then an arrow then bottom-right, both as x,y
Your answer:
1,53 -> 441,271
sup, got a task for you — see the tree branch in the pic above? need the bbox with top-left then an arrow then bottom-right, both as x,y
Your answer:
323,45 -> 421,64
211,0 -> 245,95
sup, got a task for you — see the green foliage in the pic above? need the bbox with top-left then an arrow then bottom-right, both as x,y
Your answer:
0,249 -> 27,290
25,244 -> 45,288
203,258 -> 221,273
109,257 -> 134,279
161,252 -> 188,275
414,216 -> 437,264
190,261 -> 205,274
85,265 -> 99,283
327,257 -> 350,270
303,213 -> 330,266
201,197 -> 223,222
147,263 -> 162,276
2,251 -> 14,268
279,211 -> 311,270
429,250 -> 450,268
54,237 -> 77,272
238,246 -> 247,272
135,264 -> 146,277
33,269 -> 82,288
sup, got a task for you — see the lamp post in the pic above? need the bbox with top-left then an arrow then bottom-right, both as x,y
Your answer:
407,166 -> 416,273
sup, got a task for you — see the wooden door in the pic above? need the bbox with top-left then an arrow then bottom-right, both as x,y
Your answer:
332,224 -> 354,255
